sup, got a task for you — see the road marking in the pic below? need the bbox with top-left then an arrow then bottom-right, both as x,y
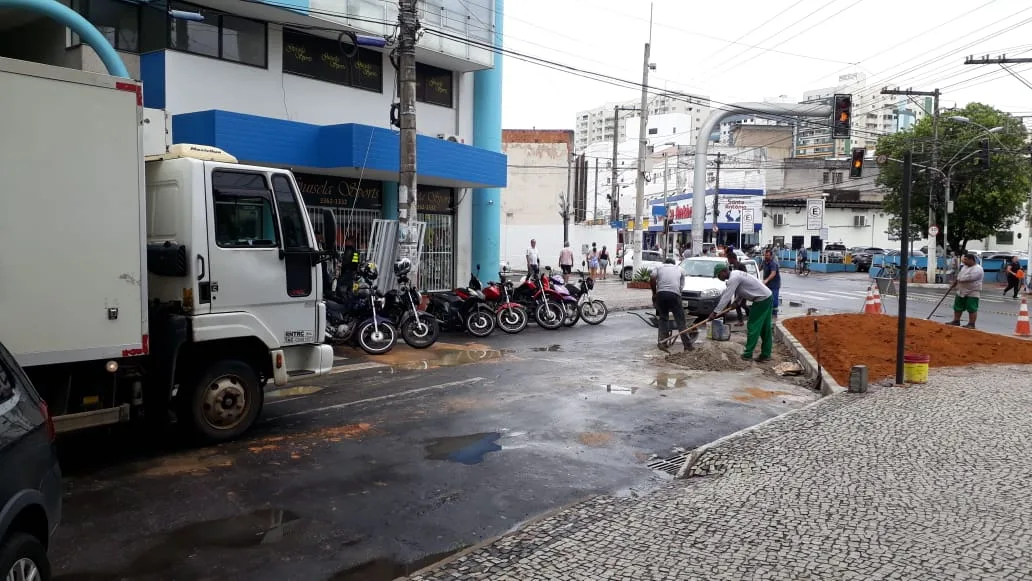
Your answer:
329,361 -> 388,374
270,377 -> 486,420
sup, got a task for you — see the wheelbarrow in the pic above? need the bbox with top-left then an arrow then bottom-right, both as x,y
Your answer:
629,306 -> 736,349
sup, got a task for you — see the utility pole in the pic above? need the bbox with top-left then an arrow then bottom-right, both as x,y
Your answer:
712,152 -> 723,247
662,153 -> 670,259
397,0 -> 419,241
610,105 -> 639,223
881,87 -> 940,283
896,150 -> 913,385
593,158 -> 599,221
632,39 -> 653,272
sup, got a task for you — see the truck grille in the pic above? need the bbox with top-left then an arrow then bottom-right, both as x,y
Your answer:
682,291 -> 700,299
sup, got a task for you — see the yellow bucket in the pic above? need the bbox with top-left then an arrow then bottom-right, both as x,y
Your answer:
903,353 -> 930,384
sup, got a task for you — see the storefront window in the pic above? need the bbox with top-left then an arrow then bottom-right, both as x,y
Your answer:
416,62 -> 454,108
282,29 -> 383,93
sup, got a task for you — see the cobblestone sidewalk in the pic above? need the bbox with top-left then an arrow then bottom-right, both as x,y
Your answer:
409,365 -> 1032,580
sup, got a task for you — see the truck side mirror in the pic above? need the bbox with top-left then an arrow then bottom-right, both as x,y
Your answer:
321,210 -> 337,250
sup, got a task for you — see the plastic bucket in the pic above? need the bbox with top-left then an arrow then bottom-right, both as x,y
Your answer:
710,319 -> 731,341
903,353 -> 931,384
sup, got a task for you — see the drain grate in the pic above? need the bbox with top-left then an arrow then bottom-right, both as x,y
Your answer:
646,451 -> 692,475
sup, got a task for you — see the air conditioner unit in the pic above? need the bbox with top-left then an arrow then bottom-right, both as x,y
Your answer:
436,133 -> 465,144
773,214 -> 786,227
854,215 -> 868,227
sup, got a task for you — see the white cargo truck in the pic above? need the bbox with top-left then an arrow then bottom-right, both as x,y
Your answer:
0,56 -> 335,441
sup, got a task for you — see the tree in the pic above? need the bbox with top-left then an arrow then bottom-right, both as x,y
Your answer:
875,102 -> 1031,254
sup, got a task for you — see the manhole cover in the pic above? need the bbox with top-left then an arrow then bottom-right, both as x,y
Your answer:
646,451 -> 691,475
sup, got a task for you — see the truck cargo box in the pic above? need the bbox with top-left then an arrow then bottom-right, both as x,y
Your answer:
0,56 -> 146,367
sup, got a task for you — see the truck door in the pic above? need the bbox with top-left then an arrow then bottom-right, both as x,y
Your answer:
203,168 -> 318,346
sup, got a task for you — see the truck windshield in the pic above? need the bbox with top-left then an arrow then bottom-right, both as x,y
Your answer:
680,259 -> 722,277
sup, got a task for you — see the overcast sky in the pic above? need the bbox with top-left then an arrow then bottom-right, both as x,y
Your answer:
498,0 -> 1032,129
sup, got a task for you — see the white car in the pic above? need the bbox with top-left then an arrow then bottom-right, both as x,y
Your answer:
679,256 -> 760,317
615,249 -> 665,281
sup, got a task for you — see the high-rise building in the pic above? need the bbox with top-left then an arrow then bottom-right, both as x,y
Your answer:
574,94 -> 711,151
794,73 -> 927,159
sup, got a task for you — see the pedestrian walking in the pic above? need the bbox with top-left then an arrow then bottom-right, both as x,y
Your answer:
558,241 -> 575,284
650,258 -> 691,352
598,246 -> 610,280
710,263 -> 774,361
949,252 -> 984,329
1004,255 -> 1022,298
762,248 -> 781,319
587,243 -> 600,278
526,238 -> 540,280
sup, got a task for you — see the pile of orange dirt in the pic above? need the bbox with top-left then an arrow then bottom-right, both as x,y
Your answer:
783,314 -> 1032,385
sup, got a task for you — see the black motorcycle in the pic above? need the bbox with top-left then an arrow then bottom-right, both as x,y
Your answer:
564,271 -> 608,325
325,263 -> 398,355
426,268 -> 496,337
383,259 -> 440,349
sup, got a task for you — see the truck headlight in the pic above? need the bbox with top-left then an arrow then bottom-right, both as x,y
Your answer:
701,288 -> 721,298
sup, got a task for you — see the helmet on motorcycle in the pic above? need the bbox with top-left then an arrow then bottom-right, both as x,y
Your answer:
393,257 -> 412,276
359,262 -> 378,281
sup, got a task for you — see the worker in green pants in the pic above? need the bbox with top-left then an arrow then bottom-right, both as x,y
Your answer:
710,263 -> 774,361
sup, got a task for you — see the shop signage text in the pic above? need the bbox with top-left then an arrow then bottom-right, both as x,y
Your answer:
294,173 -> 383,210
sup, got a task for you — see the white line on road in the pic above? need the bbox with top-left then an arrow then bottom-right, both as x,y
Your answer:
329,361 -> 388,374
269,377 -> 486,420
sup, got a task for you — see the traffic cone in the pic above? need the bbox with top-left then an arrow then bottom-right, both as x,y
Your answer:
863,287 -> 880,315
1016,298 -> 1032,337
870,284 -> 886,314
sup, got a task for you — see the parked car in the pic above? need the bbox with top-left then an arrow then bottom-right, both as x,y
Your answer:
824,243 -> 848,263
678,256 -> 760,317
0,340 -> 61,581
615,249 -> 665,281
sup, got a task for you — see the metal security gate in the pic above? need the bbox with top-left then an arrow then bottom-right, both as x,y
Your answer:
308,207 -> 379,256
421,213 -> 454,292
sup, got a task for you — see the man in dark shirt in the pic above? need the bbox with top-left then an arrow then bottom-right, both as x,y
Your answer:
762,248 -> 781,318
339,236 -> 360,295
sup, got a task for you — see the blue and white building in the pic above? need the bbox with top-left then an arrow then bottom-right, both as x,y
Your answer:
0,0 -> 507,289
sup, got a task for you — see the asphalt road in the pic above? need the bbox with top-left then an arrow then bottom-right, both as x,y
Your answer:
778,270 -> 1022,335
49,313 -> 816,581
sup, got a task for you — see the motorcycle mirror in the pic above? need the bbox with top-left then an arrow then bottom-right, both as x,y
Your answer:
581,260 -> 586,266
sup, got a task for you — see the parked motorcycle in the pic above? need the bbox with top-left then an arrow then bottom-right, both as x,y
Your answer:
547,272 -> 581,327
426,268 -> 496,337
511,267 -> 566,330
481,267 -> 529,334
325,262 -> 398,355
564,270 -> 608,325
383,258 -> 440,348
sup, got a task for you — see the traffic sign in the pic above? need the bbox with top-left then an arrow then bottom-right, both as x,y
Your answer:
741,209 -> 755,225
712,224 -> 719,233
806,198 -> 824,231
876,154 -> 889,166
928,225 -> 939,237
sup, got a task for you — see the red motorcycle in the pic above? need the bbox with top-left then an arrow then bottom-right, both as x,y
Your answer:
511,267 -> 566,330
482,268 -> 529,334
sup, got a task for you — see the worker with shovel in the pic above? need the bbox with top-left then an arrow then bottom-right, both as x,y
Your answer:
710,263 -> 774,362
651,258 -> 693,353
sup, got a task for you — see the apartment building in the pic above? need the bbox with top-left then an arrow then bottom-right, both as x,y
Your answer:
574,93 -> 711,151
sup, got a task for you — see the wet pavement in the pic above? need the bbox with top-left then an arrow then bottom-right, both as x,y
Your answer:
50,313 -> 817,581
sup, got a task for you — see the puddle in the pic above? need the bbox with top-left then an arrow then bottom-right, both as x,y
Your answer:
651,372 -> 692,390
529,344 -> 562,352
732,386 -> 793,402
265,385 -> 324,399
425,432 -> 502,465
604,384 -> 637,395
578,431 -> 613,447
54,509 -> 300,580
393,348 -> 503,371
329,548 -> 466,581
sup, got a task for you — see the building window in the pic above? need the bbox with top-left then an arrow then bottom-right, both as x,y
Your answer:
997,231 -> 1015,245
71,0 -> 140,52
648,128 -> 659,135
282,28 -> 383,92
822,172 -> 830,184
170,1 -> 267,68
416,62 -> 454,108
832,172 -> 844,184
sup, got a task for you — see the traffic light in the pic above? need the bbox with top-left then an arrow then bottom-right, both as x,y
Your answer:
850,148 -> 866,178
979,139 -> 991,169
832,94 -> 852,139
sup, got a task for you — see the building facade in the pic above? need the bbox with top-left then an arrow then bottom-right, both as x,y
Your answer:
0,0 -> 507,289
574,93 -> 711,152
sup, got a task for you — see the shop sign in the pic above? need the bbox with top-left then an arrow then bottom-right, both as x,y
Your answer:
294,173 -> 383,210
668,195 -> 763,225
417,186 -> 455,214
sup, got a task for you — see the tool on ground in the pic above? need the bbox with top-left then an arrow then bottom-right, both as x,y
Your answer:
926,282 -> 956,320
658,306 -> 736,348
1015,297 -> 1031,337
813,318 -> 823,392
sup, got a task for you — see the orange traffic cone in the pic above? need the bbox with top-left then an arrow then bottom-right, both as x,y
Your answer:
1016,298 -> 1031,337
863,287 -> 880,315
870,284 -> 886,314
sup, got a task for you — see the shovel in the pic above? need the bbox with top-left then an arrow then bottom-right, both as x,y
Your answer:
658,306 -> 736,348
927,282 -> 957,320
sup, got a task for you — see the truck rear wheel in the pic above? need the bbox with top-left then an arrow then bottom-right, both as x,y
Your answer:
182,359 -> 262,442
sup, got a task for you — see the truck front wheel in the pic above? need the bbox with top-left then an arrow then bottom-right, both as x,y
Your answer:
182,360 -> 263,442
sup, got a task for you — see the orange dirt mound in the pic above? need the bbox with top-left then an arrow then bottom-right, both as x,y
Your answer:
783,314 -> 1032,385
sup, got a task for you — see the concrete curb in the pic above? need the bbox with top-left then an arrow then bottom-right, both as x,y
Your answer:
674,315 -> 846,479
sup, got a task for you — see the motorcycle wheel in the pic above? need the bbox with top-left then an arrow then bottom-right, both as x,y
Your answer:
535,302 -> 564,330
497,306 -> 529,334
401,314 -> 439,349
580,300 -> 609,325
562,301 -> 580,327
357,321 -> 397,355
466,308 -> 496,337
